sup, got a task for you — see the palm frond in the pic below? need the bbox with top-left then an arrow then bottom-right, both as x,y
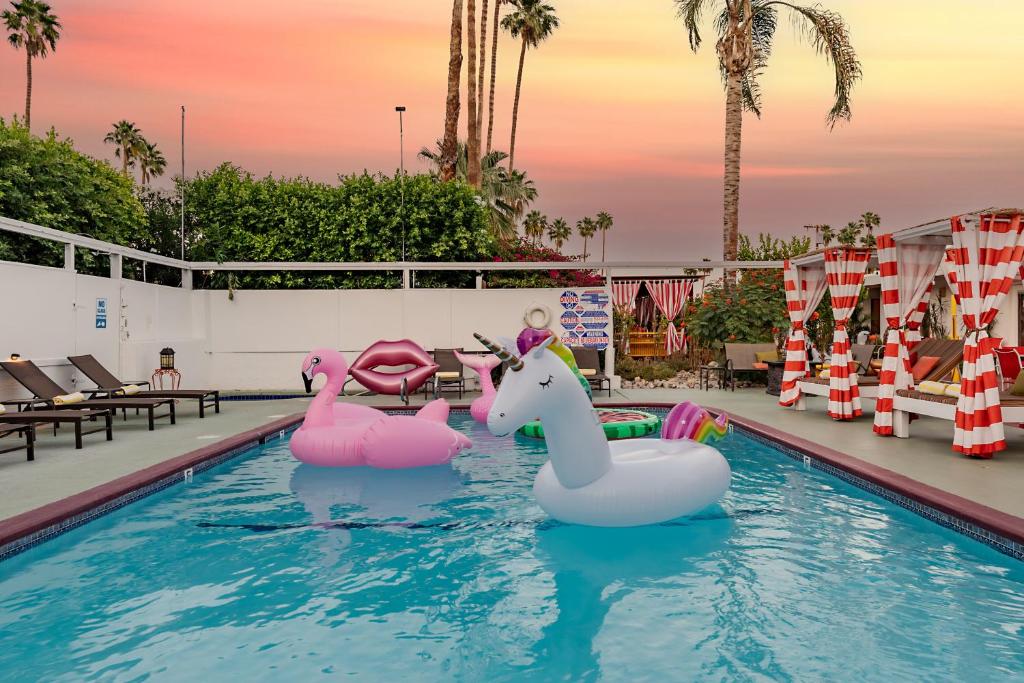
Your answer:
674,0 -> 719,52
768,1 -> 862,126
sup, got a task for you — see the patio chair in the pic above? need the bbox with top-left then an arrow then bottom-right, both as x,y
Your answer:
0,422 -> 34,461
67,354 -> 220,417
424,349 -> 465,399
570,347 -> 612,397
704,343 -> 777,391
0,403 -> 113,450
993,347 -> 1022,390
0,359 -> 175,431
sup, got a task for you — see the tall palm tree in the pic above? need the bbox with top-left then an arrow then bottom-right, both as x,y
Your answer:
577,216 -> 596,260
466,0 -> 481,187
2,0 -> 61,132
547,217 -> 570,251
859,210 -> 879,247
485,0 -> 504,153
595,211 -> 613,262
477,0 -> 489,155
440,0 -> 464,181
674,0 -> 861,261
103,120 -> 143,176
138,140 -> 167,187
501,0 -> 559,171
523,210 -> 546,245
418,139 -> 536,241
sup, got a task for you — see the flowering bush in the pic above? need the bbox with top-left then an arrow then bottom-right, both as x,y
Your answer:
484,237 -> 603,288
684,270 -> 791,349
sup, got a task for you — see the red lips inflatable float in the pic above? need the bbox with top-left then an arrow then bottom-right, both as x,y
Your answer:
347,339 -> 439,402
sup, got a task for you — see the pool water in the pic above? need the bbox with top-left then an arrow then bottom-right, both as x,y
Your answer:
1,414 -> 1022,681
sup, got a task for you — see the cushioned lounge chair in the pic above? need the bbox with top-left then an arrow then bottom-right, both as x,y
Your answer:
570,347 -> 612,397
0,405 -> 112,450
423,349 -> 465,399
794,339 -> 963,411
890,389 -> 1024,439
67,354 -> 220,418
0,360 -> 174,430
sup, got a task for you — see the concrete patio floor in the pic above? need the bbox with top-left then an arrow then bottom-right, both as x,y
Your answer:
1,387 -> 1023,523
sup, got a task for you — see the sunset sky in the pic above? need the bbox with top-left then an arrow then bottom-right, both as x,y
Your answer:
1,0 -> 1022,259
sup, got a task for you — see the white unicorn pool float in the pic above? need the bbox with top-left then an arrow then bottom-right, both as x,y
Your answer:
475,331 -> 731,527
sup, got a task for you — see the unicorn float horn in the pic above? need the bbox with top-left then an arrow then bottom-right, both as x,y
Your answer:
473,332 -> 523,371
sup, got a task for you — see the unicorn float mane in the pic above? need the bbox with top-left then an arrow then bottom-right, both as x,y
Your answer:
515,328 -> 592,399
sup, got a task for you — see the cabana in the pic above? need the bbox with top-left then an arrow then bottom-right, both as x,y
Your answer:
879,209 -> 1024,457
611,277 -> 698,357
779,246 -> 874,420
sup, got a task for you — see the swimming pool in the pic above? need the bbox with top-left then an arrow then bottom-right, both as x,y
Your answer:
0,413 -> 1022,681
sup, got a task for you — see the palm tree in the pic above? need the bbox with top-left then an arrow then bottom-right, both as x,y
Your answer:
595,211 -> 613,262
104,120 -> 144,176
466,0 -> 481,187
523,210 -> 546,245
577,216 -> 596,260
859,210 -> 879,247
138,140 -> 167,187
674,0 -> 861,261
486,0 -> 504,153
2,0 -> 61,132
547,217 -> 570,251
418,139 -> 537,241
477,0 -> 489,155
501,0 -> 559,171
440,0 -> 464,181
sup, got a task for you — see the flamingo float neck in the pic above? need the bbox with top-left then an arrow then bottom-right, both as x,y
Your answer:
301,349 -> 349,428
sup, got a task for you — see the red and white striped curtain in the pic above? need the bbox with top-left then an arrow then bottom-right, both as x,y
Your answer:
905,281 -> 934,366
824,248 -> 872,420
779,260 -> 828,406
612,280 -> 642,311
665,321 -> 685,355
949,211 -> 1024,457
645,279 -> 692,321
872,235 -> 947,435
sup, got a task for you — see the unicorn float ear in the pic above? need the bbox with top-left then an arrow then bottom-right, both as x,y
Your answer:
473,332 -> 524,371
531,335 -> 555,359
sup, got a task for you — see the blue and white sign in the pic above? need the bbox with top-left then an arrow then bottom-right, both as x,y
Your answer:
560,310 -> 581,328
95,298 -> 108,329
559,290 -> 580,309
580,330 -> 610,349
580,310 -> 610,330
560,331 -> 580,346
580,289 -> 610,308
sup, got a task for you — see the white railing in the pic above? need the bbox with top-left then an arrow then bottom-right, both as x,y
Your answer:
0,215 -> 784,288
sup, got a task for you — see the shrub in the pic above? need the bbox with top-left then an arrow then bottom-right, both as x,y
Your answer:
483,237 -> 603,289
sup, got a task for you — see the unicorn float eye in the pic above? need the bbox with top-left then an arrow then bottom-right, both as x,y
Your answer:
539,375 -> 553,389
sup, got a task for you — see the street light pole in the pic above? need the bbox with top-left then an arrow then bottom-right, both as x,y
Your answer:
180,105 -> 186,261
395,106 -> 406,264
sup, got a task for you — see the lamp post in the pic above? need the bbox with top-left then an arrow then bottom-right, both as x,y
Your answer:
395,106 -> 406,265
180,105 -> 186,261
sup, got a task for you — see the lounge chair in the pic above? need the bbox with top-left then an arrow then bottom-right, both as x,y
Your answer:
703,343 -> 777,391
890,389 -> 1024,439
0,422 -> 34,461
0,404 -> 113,450
0,360 -> 175,430
570,347 -> 612,397
424,349 -> 466,399
68,354 -> 220,417
794,339 -> 962,410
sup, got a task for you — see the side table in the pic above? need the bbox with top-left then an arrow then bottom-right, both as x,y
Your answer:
765,360 -> 786,396
699,365 -> 731,391
152,368 -> 181,390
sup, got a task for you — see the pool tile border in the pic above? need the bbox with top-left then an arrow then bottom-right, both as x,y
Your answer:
1,401 -> 1022,562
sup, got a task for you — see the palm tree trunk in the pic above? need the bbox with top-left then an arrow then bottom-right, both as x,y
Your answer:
508,37 -> 527,172
122,145 -> 129,175
477,0 -> 488,144
582,237 -> 588,261
486,0 -> 501,154
723,70 -> 743,264
466,0 -> 481,187
601,231 -> 606,262
440,0 -> 464,182
24,52 -> 32,131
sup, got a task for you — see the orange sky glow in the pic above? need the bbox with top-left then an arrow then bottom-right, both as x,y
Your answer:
1,0 -> 1022,259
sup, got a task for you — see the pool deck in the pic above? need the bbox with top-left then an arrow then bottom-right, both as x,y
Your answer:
1,388 -> 1023,529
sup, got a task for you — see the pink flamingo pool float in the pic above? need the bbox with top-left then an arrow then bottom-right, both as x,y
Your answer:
290,348 -> 472,468
453,350 -> 501,423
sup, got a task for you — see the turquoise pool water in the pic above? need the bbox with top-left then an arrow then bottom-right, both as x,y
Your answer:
1,414 -> 1022,681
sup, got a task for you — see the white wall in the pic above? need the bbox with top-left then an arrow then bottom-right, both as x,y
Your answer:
0,258 -> 611,393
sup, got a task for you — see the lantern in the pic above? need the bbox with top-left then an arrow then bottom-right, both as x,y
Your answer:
159,347 -> 175,370
8,353 -> 20,361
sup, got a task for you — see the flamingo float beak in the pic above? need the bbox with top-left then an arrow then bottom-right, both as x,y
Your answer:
302,368 -> 315,393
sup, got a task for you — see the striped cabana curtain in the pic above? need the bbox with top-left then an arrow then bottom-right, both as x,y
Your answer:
665,321 -> 685,355
612,280 -> 642,311
905,281 -> 934,366
778,260 -> 828,407
645,279 -> 690,321
948,211 -> 1024,457
872,235 -> 947,435
824,247 -> 872,420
